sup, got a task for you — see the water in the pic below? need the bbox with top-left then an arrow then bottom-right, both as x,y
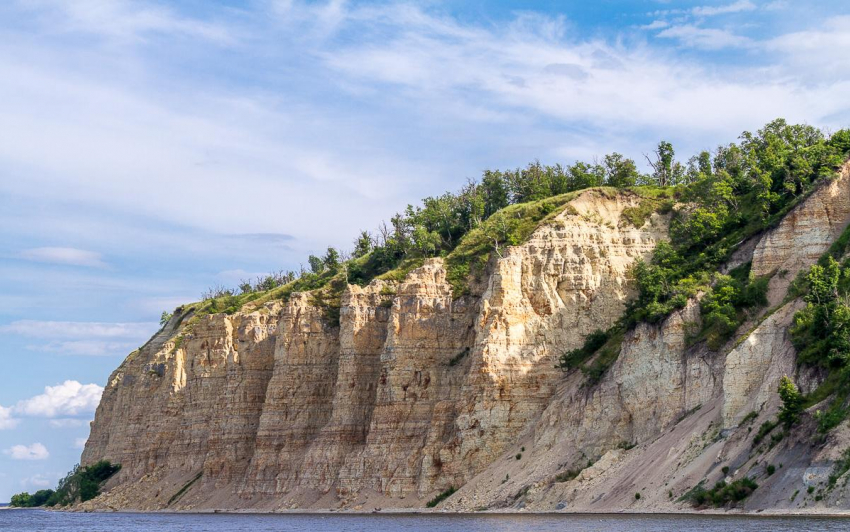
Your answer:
2,510 -> 849,532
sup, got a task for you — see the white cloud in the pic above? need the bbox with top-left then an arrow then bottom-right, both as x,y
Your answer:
16,0 -> 236,44
640,20 -> 670,30
14,381 -> 103,418
0,320 -> 157,356
0,0 -> 849,282
17,247 -> 106,268
1,320 -> 157,339
657,24 -> 752,49
764,15 -> 850,79
30,339 -> 140,357
318,3 -> 833,137
763,0 -> 789,11
4,443 -> 49,461
692,1 -> 756,17
74,438 -> 88,449
49,418 -> 86,428
0,406 -> 19,430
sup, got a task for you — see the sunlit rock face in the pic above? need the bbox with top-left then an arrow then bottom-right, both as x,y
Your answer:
80,168 -> 850,513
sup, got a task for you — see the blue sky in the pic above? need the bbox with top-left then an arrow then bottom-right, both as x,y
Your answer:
1,0 -> 850,502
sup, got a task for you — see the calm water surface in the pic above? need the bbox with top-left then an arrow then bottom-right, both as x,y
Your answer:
1,510 -> 848,532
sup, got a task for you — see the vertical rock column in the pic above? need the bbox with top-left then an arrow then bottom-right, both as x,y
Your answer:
243,294 -> 341,495
340,259 -> 476,498
298,281 -> 392,494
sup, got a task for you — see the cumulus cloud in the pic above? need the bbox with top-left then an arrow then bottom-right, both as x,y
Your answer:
4,443 -> 49,460
17,247 -> 106,268
0,406 -> 19,430
14,381 -> 103,418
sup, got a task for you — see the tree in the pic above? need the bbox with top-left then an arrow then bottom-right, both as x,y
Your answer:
567,161 -> 604,190
645,141 -> 684,186
603,153 -> 639,188
323,247 -> 340,271
806,257 -> 841,308
10,492 -> 32,507
159,311 -> 172,326
411,226 -> 441,257
457,179 -> 485,230
777,376 -> 803,427
352,231 -> 373,258
829,129 -> 850,156
29,489 -> 55,506
481,170 -> 510,218
308,255 -> 324,274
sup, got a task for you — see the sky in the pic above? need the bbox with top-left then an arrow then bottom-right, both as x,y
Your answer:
1,0 -> 850,502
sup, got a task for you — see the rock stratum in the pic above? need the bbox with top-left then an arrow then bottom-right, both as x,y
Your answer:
80,166 -> 850,512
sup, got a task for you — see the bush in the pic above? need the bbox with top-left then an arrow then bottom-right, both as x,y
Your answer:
778,376 -> 803,428
790,250 -> 850,435
753,420 -> 778,446
45,460 -> 122,506
10,488 -> 57,508
10,492 -> 31,507
828,448 -> 850,487
426,486 -> 457,508
685,478 -> 758,508
557,329 -> 608,370
697,265 -> 769,350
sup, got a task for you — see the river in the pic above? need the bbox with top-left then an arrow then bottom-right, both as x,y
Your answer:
2,510 -> 849,531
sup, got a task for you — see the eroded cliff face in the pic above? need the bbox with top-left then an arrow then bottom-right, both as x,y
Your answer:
81,189 -> 670,510
80,167 -> 850,513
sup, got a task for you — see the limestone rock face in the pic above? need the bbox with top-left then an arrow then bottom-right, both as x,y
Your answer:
752,165 -> 850,305
81,189 -> 668,509
721,302 -> 801,428
455,190 -> 669,475
80,169 -> 850,513
82,308 -> 279,495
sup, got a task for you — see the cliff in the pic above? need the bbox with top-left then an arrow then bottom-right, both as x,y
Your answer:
79,164 -> 850,512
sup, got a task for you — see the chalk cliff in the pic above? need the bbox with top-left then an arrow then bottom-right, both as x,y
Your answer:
80,165 -> 850,512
